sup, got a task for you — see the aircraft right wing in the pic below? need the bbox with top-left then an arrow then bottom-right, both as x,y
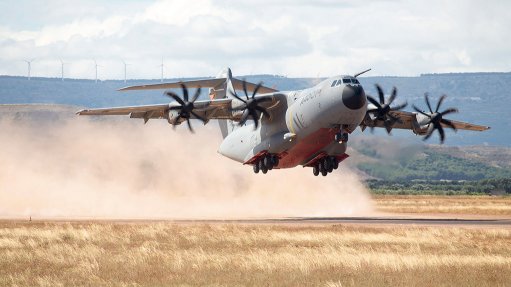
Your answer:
77,93 -> 286,124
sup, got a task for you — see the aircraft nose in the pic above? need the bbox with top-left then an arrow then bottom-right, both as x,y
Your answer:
342,84 -> 366,110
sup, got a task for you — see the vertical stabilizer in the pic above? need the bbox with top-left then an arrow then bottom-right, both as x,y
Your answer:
213,68 -> 236,138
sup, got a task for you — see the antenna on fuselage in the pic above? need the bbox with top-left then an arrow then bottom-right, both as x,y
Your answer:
354,68 -> 371,78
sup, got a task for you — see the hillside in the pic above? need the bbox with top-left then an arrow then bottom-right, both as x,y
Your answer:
0,72 -> 508,146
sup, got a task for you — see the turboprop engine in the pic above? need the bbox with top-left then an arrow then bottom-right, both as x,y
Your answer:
165,109 -> 181,125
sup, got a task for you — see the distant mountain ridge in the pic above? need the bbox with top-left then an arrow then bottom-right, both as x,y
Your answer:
0,72 -> 508,146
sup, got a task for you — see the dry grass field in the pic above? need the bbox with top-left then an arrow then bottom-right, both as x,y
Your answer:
374,195 -> 511,216
1,221 -> 510,287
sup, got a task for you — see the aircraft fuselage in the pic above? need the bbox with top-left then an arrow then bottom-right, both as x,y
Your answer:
218,76 -> 367,169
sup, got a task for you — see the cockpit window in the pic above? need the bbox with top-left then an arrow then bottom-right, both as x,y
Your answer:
342,78 -> 351,84
331,80 -> 337,87
352,78 -> 360,84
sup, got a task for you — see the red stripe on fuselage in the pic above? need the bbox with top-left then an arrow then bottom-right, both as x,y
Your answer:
277,128 -> 338,168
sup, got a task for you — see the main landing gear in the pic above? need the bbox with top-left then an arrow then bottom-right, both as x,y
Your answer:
312,156 -> 339,177
253,154 -> 279,174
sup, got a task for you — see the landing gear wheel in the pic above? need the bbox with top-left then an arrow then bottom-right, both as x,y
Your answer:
313,165 -> 320,176
259,160 -> 267,174
271,155 -> 279,167
334,133 -> 342,142
264,155 -> 273,170
327,157 -> 335,173
253,163 -> 260,174
322,158 -> 331,172
342,133 -> 349,142
333,158 -> 339,170
321,169 -> 328,176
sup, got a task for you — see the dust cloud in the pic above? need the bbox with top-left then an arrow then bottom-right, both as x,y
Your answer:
0,114 -> 374,219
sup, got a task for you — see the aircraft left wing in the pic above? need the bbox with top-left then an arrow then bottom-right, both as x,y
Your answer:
118,78 -> 278,93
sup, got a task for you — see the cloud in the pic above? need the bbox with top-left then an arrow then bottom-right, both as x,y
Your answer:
0,0 -> 510,79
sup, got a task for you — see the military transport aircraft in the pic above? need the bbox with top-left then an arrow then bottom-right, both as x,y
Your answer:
77,68 -> 490,176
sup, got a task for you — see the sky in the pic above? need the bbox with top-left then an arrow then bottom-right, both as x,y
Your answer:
0,0 -> 510,79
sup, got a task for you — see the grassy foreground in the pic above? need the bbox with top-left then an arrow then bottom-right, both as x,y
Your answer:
374,195 -> 511,216
1,221 -> 510,286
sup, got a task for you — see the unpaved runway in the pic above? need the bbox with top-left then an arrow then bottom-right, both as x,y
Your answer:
5,216 -> 511,227
79,216 -> 511,227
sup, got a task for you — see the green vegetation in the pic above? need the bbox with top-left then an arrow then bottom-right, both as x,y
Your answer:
357,149 -> 511,181
353,141 -> 511,195
367,178 -> 511,195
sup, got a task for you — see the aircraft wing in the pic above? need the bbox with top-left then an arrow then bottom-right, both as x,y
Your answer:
362,110 -> 490,133
118,78 -> 278,93
77,93 -> 285,123
442,119 -> 490,131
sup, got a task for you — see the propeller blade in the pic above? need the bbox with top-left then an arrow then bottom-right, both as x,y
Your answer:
251,82 -> 263,99
180,83 -> 189,102
388,113 -> 402,124
440,108 -> 458,116
435,95 -> 446,113
239,110 -> 250,126
186,118 -> 194,133
441,119 -> 457,131
231,104 -> 248,111
424,93 -> 433,113
191,87 -> 202,103
230,90 -> 247,104
249,109 -> 259,129
413,105 -> 432,117
437,124 -> 445,143
423,124 -> 435,141
367,96 -> 382,109
166,92 -> 186,106
190,111 -> 207,124
388,87 -> 397,105
254,105 -> 270,118
242,79 -> 249,101
391,102 -> 408,111
376,84 -> 385,105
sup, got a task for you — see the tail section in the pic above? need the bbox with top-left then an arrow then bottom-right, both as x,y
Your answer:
212,67 -> 237,138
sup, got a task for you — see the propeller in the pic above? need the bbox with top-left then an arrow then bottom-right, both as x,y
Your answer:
229,79 -> 272,129
366,84 -> 408,133
412,93 -> 458,144
165,83 -> 207,133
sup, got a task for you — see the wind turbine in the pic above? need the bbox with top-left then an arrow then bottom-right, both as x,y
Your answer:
94,59 -> 102,83
59,59 -> 68,81
159,58 -> 165,83
24,59 -> 35,80
121,60 -> 131,83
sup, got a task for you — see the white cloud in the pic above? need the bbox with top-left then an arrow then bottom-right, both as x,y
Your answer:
0,0 -> 510,79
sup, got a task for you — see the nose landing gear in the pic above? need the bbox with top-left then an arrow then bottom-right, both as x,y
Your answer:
334,132 -> 349,143
252,153 -> 280,174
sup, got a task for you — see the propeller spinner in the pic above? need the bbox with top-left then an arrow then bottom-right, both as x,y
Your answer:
413,93 -> 458,144
366,84 -> 408,133
229,79 -> 272,129
165,83 -> 207,133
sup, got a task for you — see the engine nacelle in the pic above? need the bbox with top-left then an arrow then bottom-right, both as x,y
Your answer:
166,110 -> 181,125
